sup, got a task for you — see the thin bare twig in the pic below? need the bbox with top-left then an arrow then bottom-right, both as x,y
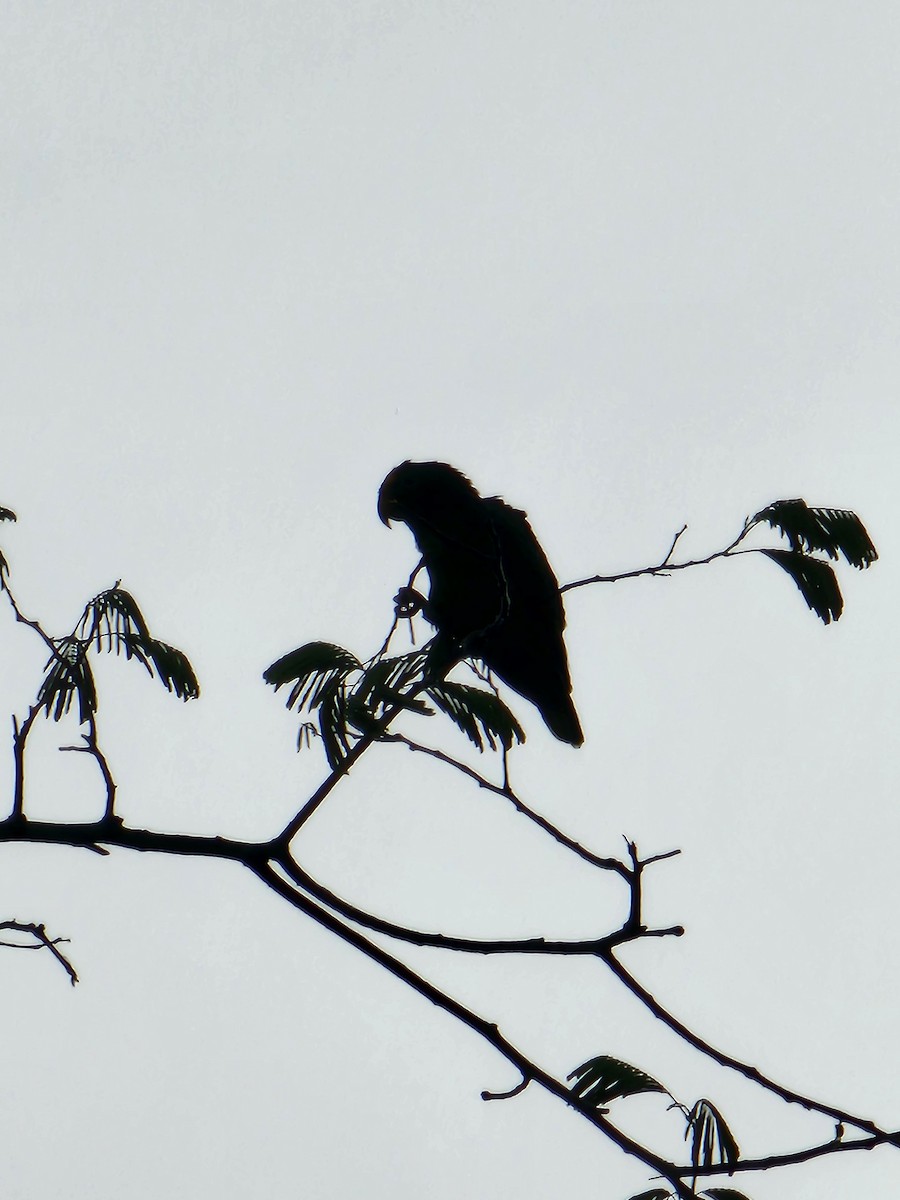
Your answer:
383,733 -> 638,877
481,1073 -> 530,1101
59,717 -> 118,821
0,920 -> 78,985
2,580 -> 64,662
560,518 -> 756,593
11,707 -> 39,820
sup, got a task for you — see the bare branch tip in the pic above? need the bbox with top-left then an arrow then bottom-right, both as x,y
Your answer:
481,1073 -> 531,1102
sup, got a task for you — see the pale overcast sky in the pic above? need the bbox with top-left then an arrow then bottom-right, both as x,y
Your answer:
1,4 -> 899,1198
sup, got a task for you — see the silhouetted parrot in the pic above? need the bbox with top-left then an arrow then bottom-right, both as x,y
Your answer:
378,461 -> 583,746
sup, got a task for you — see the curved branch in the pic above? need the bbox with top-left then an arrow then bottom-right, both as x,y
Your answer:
383,733 -> 637,878
0,812 -> 891,1189
670,1125 -> 900,1179
481,1072 -> 530,1101
601,948 -> 889,1140
273,853 -> 683,955
246,857 -> 695,1198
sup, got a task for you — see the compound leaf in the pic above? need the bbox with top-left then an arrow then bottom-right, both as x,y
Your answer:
567,1055 -> 664,1113
687,1100 -> 739,1172
752,499 -> 877,568
760,549 -> 843,624
140,639 -> 200,700
425,680 -> 526,752
264,642 -> 361,711
37,639 -> 97,723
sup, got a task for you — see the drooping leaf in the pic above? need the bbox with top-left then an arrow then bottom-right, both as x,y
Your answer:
352,652 -> 431,717
140,639 -> 200,700
315,673 -> 354,769
567,1055 -> 664,1113
264,642 -> 366,763
760,549 -> 843,624
263,642 -> 362,711
0,506 -> 16,522
752,499 -> 877,568
627,1190 -> 671,1200
75,589 -> 199,700
80,588 -> 152,657
702,1189 -> 753,1200
687,1100 -> 740,1172
425,680 -> 526,752
341,654 -> 431,738
37,639 -> 97,723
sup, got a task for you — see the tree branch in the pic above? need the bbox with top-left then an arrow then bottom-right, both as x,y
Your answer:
382,733 -> 643,878
272,852 -> 682,955
560,518 -> 756,593
601,948 -> 889,1139
0,920 -> 78,985
0,812 -> 891,1190
58,715 -> 118,821
670,1124 -> 900,1179
246,857 -> 696,1198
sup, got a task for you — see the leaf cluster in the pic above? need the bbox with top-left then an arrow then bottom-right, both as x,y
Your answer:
37,588 -> 199,723
686,1099 -> 739,1178
750,499 -> 877,624
567,1054 -> 663,1113
568,1056 -> 747,1200
629,1191 -> 748,1200
264,642 -> 525,768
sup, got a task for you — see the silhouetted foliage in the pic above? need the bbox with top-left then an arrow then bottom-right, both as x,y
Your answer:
263,641 -> 363,705
36,587 -> 199,723
264,640 -> 525,766
748,499 -> 877,625
759,548 -> 845,624
0,478 -> 887,1200
751,498 -> 878,567
568,1055 -> 664,1112
687,1099 -> 740,1176
425,679 -> 525,752
38,636 -> 98,722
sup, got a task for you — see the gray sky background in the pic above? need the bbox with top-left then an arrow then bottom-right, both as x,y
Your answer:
1,4 -> 898,1197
